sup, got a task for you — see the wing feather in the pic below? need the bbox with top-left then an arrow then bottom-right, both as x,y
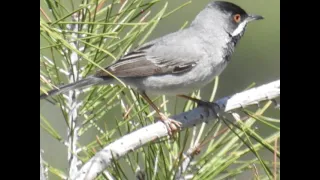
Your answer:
95,32 -> 202,78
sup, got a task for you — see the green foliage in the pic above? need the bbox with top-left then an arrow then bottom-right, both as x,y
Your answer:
40,0 -> 280,179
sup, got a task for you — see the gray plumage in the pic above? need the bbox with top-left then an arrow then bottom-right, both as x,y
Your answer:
40,1 -> 263,99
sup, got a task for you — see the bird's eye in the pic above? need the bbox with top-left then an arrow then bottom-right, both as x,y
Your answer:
233,14 -> 241,23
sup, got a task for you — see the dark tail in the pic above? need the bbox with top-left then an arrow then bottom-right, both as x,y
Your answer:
40,76 -> 106,100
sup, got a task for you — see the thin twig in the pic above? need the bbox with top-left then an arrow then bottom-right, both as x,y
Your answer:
274,137 -> 278,180
175,125 -> 230,180
252,164 -> 260,179
40,7 -> 52,22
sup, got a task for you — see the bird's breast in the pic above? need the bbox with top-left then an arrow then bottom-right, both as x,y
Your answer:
122,55 -> 229,96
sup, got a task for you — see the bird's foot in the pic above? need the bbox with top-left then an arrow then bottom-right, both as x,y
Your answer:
158,113 -> 182,138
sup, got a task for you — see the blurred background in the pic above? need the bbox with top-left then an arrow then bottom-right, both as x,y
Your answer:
40,0 -> 279,179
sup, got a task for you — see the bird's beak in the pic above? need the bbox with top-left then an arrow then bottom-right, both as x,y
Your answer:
247,14 -> 264,22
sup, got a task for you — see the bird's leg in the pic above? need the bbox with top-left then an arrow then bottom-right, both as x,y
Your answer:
177,94 -> 221,119
140,92 -> 182,136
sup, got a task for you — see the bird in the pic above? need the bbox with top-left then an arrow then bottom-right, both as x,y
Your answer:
40,1 -> 263,135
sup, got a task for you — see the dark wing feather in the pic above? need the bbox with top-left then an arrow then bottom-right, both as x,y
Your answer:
95,33 -> 201,78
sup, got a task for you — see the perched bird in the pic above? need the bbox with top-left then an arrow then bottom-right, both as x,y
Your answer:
40,1 -> 263,135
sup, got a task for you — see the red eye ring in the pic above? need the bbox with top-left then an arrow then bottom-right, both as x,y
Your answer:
233,14 -> 241,23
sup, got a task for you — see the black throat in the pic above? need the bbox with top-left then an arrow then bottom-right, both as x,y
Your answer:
223,31 -> 244,62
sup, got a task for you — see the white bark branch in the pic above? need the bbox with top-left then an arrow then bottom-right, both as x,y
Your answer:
67,12 -> 84,178
175,147 -> 196,180
73,79 -> 280,180
40,149 -> 47,180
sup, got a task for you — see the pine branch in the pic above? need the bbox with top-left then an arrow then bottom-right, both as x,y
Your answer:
73,79 -> 280,180
40,149 -> 47,180
66,12 -> 85,178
